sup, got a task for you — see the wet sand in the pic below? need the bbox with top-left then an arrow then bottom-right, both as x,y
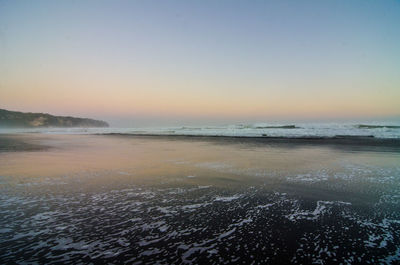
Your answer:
1,134 -> 400,263
0,134 -> 49,152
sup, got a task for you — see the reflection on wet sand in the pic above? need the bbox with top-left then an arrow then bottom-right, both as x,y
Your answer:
1,134 -> 400,263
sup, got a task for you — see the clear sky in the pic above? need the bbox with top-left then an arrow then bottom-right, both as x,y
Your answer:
1,0 -> 399,126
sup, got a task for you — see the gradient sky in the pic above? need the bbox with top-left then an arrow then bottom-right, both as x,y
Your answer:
1,0 -> 400,126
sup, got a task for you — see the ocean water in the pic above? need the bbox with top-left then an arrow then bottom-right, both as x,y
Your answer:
1,122 -> 400,138
0,134 -> 400,264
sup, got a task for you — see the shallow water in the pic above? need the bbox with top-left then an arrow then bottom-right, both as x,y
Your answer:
0,134 -> 400,264
1,121 -> 400,138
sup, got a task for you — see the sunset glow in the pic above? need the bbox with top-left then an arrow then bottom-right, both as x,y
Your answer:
1,0 -> 399,125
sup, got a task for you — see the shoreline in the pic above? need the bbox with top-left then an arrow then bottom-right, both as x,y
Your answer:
1,133 -> 400,153
99,133 -> 400,149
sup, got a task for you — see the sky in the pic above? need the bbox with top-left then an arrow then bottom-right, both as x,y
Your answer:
0,0 -> 399,126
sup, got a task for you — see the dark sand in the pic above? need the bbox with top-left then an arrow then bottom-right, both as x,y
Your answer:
1,134 -> 400,264
0,134 -> 49,152
102,133 -> 400,151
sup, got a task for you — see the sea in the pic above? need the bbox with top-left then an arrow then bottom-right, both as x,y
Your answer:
1,121 -> 400,138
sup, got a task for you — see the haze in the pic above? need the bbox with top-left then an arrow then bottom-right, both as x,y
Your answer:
1,0 -> 399,126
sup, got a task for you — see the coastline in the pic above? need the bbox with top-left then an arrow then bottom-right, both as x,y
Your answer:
99,133 -> 400,151
1,133 -> 400,153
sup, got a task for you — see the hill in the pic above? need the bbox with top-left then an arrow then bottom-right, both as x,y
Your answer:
0,109 -> 109,128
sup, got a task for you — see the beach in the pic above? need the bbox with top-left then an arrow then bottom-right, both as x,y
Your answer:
1,133 -> 400,263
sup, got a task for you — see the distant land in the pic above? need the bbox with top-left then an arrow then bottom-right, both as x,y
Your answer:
0,109 -> 109,128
